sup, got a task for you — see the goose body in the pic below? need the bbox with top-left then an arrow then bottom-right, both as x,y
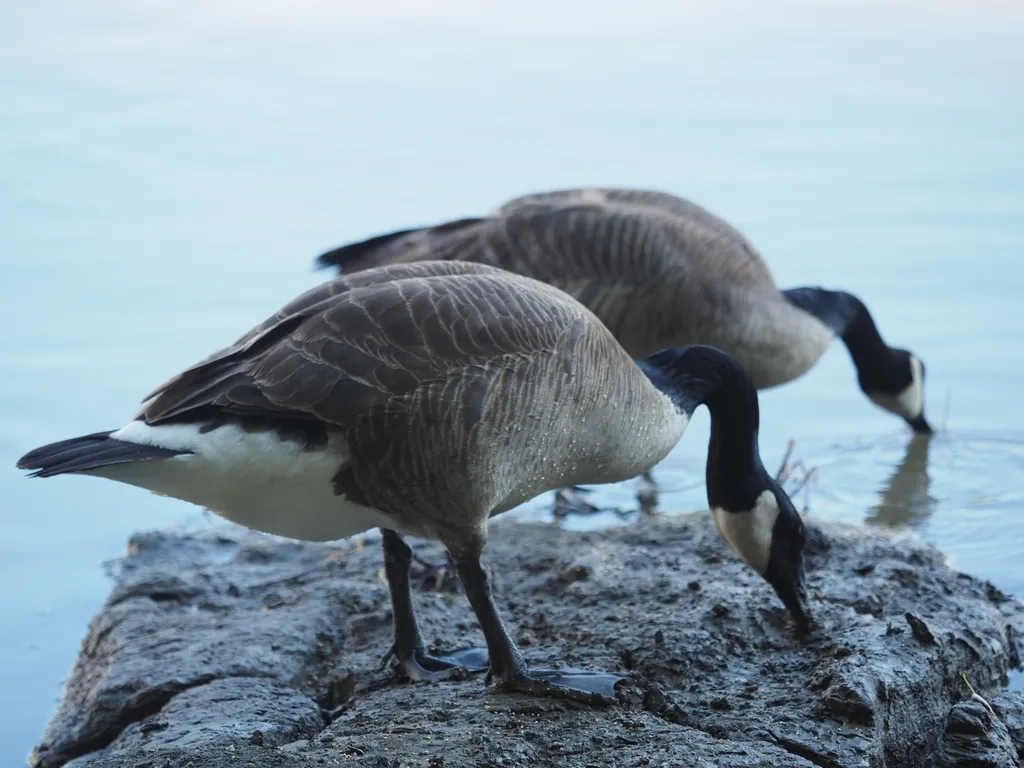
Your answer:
18,260 -> 809,702
318,187 -> 930,432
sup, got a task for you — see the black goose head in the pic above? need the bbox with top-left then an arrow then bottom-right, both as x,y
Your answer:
637,345 -> 812,630
708,473 -> 810,631
782,286 -> 932,435
858,347 -> 931,434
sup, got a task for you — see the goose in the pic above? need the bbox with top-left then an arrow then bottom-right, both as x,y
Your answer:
316,187 -> 931,436
18,261 -> 809,703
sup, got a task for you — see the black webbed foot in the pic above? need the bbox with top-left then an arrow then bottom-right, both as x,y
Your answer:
495,666 -> 624,704
381,644 -> 490,682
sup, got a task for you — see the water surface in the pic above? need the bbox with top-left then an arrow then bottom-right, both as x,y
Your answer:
2,1 -> 1023,763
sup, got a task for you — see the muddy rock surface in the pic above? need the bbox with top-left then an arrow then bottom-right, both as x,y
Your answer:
992,691 -> 1024,762
936,693 -> 1020,768
31,514 -> 1024,768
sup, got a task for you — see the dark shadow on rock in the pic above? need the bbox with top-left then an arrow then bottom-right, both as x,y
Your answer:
31,515 -> 1024,768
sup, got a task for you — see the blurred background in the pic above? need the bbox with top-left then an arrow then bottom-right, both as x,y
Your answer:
2,0 -> 1022,763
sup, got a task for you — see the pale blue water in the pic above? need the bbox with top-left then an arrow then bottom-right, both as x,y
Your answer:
2,0 -> 1023,764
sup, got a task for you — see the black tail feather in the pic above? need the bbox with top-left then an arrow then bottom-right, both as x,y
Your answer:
16,431 -> 187,478
314,217 -> 487,273
315,227 -> 424,271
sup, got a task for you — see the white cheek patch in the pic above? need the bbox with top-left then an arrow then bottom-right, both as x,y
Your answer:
710,490 -> 779,575
867,356 -> 924,421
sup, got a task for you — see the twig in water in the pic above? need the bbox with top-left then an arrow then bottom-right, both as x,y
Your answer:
786,464 -> 818,499
774,439 -> 818,512
775,440 -> 796,483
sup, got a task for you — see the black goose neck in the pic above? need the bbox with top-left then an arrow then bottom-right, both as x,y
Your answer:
638,345 -> 768,511
839,300 -> 892,381
783,286 -> 895,387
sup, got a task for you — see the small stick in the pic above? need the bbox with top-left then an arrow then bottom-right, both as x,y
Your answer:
775,439 -> 796,483
961,673 -> 996,716
787,465 -> 818,499
961,673 -> 978,697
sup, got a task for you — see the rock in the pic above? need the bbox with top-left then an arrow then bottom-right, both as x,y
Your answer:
66,744 -> 308,768
936,694 -> 1020,767
63,679 -> 323,766
992,690 -> 1024,761
30,515 -> 1024,768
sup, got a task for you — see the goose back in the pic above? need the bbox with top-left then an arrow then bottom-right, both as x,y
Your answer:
495,187 -> 761,258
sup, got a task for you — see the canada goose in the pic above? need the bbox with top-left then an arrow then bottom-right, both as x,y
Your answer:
317,187 -> 931,435
17,261 -> 809,703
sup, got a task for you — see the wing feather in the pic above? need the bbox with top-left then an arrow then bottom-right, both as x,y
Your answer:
138,262 -> 581,434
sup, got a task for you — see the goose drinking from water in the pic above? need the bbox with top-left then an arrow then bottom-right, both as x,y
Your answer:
17,261 -> 809,703
317,187 -> 931,435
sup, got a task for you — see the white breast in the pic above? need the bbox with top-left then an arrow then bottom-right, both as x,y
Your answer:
98,421 -> 396,542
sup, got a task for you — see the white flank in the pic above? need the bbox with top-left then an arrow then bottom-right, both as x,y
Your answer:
98,421 -> 395,542
710,490 -> 779,575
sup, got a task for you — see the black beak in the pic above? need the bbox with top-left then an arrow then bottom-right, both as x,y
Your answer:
907,412 -> 933,435
764,553 -> 812,632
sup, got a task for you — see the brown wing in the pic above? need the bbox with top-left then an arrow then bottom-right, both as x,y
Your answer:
230,260 -> 509,348
139,261 -> 510,410
495,186 -> 775,287
138,263 -> 582,432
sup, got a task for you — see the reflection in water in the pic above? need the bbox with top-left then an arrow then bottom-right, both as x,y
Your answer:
864,433 -> 936,529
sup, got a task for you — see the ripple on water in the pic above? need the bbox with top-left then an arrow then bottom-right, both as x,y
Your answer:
512,429 -> 1024,599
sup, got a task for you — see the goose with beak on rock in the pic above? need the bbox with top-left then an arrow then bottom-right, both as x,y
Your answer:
17,260 -> 810,703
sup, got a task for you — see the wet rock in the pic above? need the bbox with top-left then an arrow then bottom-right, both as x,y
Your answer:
936,694 -> 1020,768
853,593 -> 884,617
30,516 -> 1024,768
905,611 -> 938,645
557,562 -> 590,584
67,744 -> 308,768
815,668 -> 878,725
64,679 -> 323,766
992,690 -> 1024,761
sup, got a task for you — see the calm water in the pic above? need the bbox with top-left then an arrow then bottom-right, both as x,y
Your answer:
2,0 -> 1023,763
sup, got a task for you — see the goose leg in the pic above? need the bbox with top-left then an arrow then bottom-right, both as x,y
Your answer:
553,485 -> 599,517
637,470 -> 658,511
379,529 -> 489,680
452,543 -> 624,704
